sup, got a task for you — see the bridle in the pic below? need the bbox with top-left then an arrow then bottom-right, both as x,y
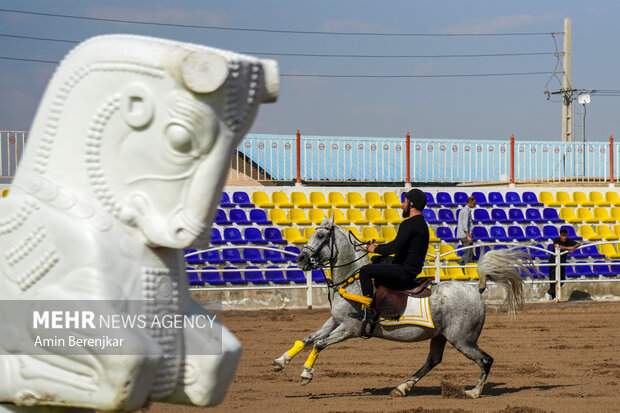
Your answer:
301,225 -> 370,289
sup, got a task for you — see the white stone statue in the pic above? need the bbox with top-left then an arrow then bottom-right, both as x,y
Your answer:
0,34 -> 278,410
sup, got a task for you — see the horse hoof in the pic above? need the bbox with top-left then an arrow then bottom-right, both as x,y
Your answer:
464,389 -> 479,399
301,378 -> 312,386
390,388 -> 406,397
271,361 -> 284,371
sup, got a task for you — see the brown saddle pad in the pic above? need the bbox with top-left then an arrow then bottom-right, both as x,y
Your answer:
374,277 -> 433,319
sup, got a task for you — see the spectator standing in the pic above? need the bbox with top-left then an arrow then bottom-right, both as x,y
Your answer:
546,228 -> 580,300
457,195 -> 476,266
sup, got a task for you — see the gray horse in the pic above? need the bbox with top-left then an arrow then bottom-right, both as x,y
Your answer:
271,217 -> 533,398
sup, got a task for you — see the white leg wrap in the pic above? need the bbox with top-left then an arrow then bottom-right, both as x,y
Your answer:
272,352 -> 292,371
300,366 -> 314,381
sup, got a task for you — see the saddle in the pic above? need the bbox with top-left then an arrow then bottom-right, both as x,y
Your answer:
373,277 -> 433,319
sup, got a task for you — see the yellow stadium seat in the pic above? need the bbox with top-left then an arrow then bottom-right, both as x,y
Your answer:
328,192 -> 349,208
594,207 -> 615,223
362,227 -> 384,243
577,208 -> 598,223
426,244 -> 436,259
381,226 -> 397,242
308,209 -> 326,225
346,209 -> 368,225
605,191 -> 620,206
283,228 -> 308,244
289,209 -> 311,225
598,243 -> 620,259
347,192 -> 368,208
559,207 -> 581,223
1,189 -> 9,197
614,224 -> 620,238
596,225 -> 619,241
345,227 -> 363,241
365,208 -> 387,225
269,208 -> 292,225
365,192 -> 387,208
291,192 -> 313,208
465,265 -> 479,280
309,192 -> 331,208
304,227 -> 316,239
383,208 -> 403,225
611,207 -> 620,222
556,191 -> 578,207
539,191 -> 561,207
383,192 -> 402,208
589,191 -> 610,207
572,191 -> 594,207
579,225 -> 603,241
423,266 -> 447,280
272,191 -> 293,208
252,191 -> 274,208
445,264 -> 469,280
428,227 -> 441,242
327,209 -> 349,225
439,245 -> 460,261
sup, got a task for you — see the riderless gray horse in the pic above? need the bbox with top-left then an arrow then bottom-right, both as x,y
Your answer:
271,217 -> 534,398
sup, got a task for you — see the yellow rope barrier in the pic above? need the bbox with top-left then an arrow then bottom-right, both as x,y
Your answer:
337,274 -> 373,308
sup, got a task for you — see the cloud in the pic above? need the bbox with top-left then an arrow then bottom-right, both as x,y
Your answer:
441,14 -> 558,34
83,5 -> 230,26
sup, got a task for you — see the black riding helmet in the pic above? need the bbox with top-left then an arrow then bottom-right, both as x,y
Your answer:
404,188 -> 427,211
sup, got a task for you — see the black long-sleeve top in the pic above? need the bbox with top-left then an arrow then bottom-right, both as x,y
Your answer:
375,214 -> 429,276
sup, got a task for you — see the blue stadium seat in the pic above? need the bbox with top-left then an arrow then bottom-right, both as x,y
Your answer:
542,225 -> 560,241
473,209 -> 495,224
222,249 -> 246,264
422,209 -> 440,224
265,266 -> 288,283
424,192 -> 438,208
505,191 -> 526,207
522,191 -> 543,207
243,248 -> 267,263
489,226 -> 511,242
285,266 -> 307,283
229,209 -> 252,225
243,266 -> 268,284
488,192 -> 509,207
222,267 -> 246,284
244,227 -> 268,244
203,249 -> 225,264
232,191 -> 255,208
454,192 -> 468,206
437,208 -> 458,224
472,227 -> 493,242
311,269 -> 327,283
525,225 -> 546,241
525,208 -> 546,224
184,249 -> 204,265
200,267 -> 225,285
574,262 -> 596,277
610,261 -> 620,276
210,228 -> 226,244
593,262 -> 613,277
265,227 -> 287,244
436,226 -> 458,243
560,225 -> 583,241
564,264 -> 579,278
223,228 -> 246,244
576,245 -> 604,259
219,192 -> 236,208
508,208 -> 528,224
186,268 -> 203,286
529,244 -> 549,260
542,208 -> 564,223
507,226 -> 528,241
264,248 -> 287,263
472,191 -> 491,207
537,264 -> 549,278
215,209 -> 231,225
249,209 -> 272,225
491,208 -> 511,224
284,246 -> 301,262
436,192 -> 457,208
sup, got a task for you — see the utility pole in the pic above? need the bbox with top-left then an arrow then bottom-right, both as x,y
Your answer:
561,18 -> 572,141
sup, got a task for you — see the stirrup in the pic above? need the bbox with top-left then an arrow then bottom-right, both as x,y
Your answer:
348,308 -> 374,323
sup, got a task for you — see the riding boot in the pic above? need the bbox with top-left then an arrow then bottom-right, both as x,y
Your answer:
348,307 -> 374,323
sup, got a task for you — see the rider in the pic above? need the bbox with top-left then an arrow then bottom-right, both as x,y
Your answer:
351,188 -> 430,322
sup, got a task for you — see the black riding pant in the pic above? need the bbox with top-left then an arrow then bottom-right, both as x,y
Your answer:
359,263 -> 419,298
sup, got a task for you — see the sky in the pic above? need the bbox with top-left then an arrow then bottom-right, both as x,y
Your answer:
0,1 -> 618,142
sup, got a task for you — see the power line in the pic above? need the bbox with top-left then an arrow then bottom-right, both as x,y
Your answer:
0,33 -> 555,59
0,8 -> 555,37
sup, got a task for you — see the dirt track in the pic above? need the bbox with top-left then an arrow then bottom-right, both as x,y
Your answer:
150,301 -> 620,413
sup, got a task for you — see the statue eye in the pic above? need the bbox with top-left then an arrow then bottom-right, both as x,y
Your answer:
316,231 -> 326,239
165,123 -> 194,154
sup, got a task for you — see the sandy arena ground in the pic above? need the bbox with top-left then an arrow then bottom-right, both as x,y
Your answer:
150,301 -> 620,413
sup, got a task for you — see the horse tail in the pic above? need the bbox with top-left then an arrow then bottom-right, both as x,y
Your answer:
476,247 -> 536,317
